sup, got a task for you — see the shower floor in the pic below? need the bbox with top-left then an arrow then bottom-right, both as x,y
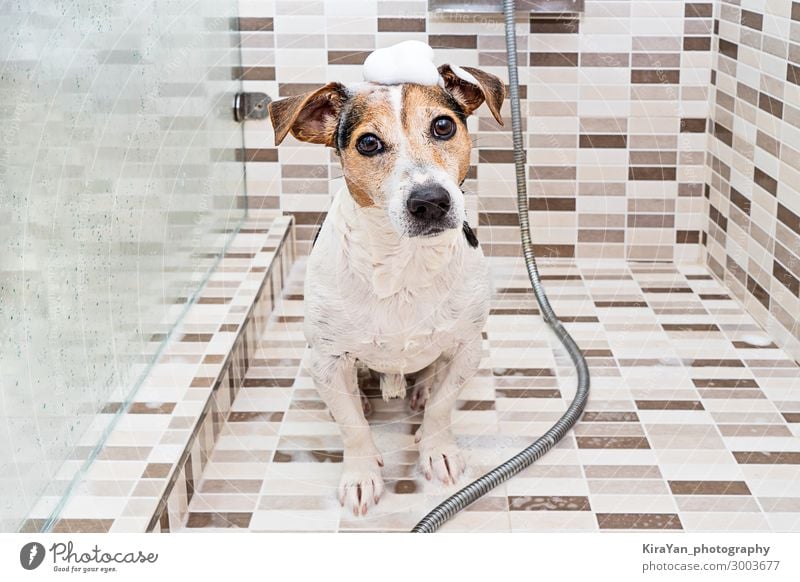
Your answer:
178,256 -> 800,532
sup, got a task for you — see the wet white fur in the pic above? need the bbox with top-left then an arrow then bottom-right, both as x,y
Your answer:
302,85 -> 490,516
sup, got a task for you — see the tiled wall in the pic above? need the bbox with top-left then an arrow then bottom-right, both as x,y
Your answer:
238,0 -> 713,260
704,1 -> 800,361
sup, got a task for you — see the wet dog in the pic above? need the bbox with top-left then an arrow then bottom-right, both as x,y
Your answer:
268,64 -> 505,515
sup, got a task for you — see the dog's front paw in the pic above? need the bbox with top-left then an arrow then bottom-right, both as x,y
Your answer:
337,452 -> 385,516
416,432 -> 466,485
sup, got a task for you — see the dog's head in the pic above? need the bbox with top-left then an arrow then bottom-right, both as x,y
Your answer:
269,65 -> 505,238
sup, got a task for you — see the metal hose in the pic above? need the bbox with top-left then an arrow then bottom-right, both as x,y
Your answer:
411,0 -> 591,533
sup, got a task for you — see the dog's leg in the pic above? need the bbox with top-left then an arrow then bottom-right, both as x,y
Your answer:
408,360 -> 438,412
309,348 -> 385,515
415,336 -> 482,485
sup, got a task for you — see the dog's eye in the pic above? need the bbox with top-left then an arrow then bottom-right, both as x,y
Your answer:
431,116 -> 456,140
355,134 -> 384,156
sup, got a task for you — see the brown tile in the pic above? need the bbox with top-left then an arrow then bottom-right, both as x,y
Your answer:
793,2 -> 800,21
394,480 -> 417,494
580,53 -> 629,67
733,452 -> 800,465
747,275 -> 770,309
640,286 -> 692,294
228,411 -> 284,422
429,34 -> 477,49
719,39 -> 739,60
595,300 -> 648,308
635,400 -> 705,411
238,17 -> 273,32
377,18 -> 425,32
576,437 -> 650,449
774,260 -> 800,295
681,118 -> 706,133
677,230 -> 700,244
495,388 -> 562,399
278,83 -> 322,97
783,413 -> 800,423
458,400 -> 495,411
687,359 -> 745,368
530,52 -> 578,67
628,167 -> 677,181
683,37 -> 711,51
52,519 -> 114,533
242,377 -> 294,387
662,323 -> 720,332
597,513 -> 682,530
631,70 -> 680,84
478,149 -> 515,163
789,63 -> 800,86
778,203 -> 800,234
530,17 -> 579,34
627,214 -> 675,228
237,148 -> 278,163
741,9 -> 763,31
669,481 -> 751,495
128,402 -> 176,414
200,479 -> 262,494
692,378 -> 757,387
490,308 -> 538,315
181,333 -> 212,342
713,122 -> 733,147
493,368 -> 554,377
197,297 -> 231,305
529,166 -> 577,180
190,377 -> 215,388
235,66 -> 275,81
582,411 -> 639,422
529,198 -> 576,211
509,496 -> 591,511
759,92 -> 784,119
685,3 -> 713,18
327,50 -> 369,65
185,512 -> 252,528
142,463 -> 172,479
580,134 -> 627,148
479,212 -> 519,226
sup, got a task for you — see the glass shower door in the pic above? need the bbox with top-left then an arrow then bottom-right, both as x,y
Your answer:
0,0 -> 247,532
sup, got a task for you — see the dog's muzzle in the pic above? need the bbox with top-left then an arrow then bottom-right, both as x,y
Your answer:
405,184 -> 458,236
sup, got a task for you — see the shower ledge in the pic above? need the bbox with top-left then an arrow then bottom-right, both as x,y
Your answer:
21,213 -> 295,533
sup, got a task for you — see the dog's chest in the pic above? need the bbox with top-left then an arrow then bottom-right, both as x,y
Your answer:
346,294 -> 466,374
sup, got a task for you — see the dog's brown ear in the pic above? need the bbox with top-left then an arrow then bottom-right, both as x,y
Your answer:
438,64 -> 505,126
268,82 -> 348,146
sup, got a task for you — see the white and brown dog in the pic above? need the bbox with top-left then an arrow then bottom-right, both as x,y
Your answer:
268,58 -> 505,516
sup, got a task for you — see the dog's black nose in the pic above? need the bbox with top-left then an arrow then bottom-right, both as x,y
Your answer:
406,185 -> 451,220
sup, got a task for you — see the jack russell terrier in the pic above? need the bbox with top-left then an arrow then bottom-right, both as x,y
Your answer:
268,43 -> 505,516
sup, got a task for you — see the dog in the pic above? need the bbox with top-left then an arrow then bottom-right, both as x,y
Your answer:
268,63 -> 505,515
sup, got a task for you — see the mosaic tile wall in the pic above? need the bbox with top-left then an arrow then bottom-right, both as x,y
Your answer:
704,1 -> 800,362
238,0 -> 713,260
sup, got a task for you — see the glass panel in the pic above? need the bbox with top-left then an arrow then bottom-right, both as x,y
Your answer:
0,0 -> 246,531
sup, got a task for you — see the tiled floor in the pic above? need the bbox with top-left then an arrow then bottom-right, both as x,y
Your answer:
178,256 -> 800,533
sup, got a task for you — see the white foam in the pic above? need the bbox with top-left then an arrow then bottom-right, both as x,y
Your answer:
362,40 -> 441,86
741,333 -> 773,347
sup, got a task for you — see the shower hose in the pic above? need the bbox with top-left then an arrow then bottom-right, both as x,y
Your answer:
410,0 -> 591,533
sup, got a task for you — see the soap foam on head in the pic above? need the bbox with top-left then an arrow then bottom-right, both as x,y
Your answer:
362,40 -> 442,86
